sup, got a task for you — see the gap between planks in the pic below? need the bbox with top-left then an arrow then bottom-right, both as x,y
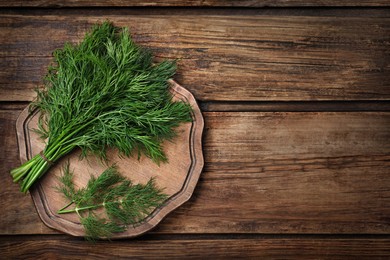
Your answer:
1,0 -> 390,8
2,233 -> 390,241
200,101 -> 390,112
1,7 -> 390,17
2,101 -> 390,112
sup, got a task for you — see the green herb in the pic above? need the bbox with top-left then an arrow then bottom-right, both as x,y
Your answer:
57,163 -> 167,241
10,21 -> 192,193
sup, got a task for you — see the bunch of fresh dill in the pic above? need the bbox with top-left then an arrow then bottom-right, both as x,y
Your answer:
57,163 -> 167,240
11,21 -> 192,192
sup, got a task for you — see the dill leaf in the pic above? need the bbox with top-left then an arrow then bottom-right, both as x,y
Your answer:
81,215 -> 126,242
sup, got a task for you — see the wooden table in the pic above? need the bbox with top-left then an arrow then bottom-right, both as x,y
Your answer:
1,1 -> 390,258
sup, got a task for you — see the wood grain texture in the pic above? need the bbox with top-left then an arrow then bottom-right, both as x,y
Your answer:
0,109 -> 53,234
0,3 -> 389,258
2,110 -> 389,235
1,0 -> 389,7
1,14 -> 389,102
1,236 -> 390,259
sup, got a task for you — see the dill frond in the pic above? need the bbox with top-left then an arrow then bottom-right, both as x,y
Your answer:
10,21 -> 193,193
57,165 -> 168,241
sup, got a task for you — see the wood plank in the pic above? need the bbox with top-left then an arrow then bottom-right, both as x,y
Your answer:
0,0 -> 389,7
1,236 -> 390,259
1,109 -> 389,235
0,14 -> 389,102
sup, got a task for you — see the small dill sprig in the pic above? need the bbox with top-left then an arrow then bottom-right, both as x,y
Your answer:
10,21 -> 193,193
56,163 -> 168,241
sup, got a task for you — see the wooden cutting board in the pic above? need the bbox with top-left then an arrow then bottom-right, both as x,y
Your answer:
15,80 -> 204,239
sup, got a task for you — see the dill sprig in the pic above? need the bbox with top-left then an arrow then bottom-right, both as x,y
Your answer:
57,163 -> 168,241
10,21 -> 192,193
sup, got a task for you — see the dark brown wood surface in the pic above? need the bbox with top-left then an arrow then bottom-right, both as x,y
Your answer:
1,3 -> 390,259
1,0 -> 390,7
1,13 -> 389,102
1,235 -> 390,259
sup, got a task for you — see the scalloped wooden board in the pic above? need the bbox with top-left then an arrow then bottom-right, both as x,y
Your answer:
15,80 -> 204,239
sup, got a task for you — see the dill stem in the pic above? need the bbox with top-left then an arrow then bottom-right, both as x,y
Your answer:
57,204 -> 102,214
58,201 -> 74,212
10,155 -> 40,182
20,158 -> 48,192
